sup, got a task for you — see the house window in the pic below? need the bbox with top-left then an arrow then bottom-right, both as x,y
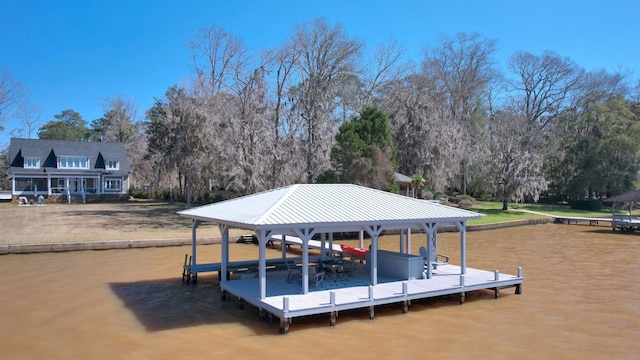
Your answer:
14,178 -> 47,192
24,157 -> 40,169
106,160 -> 119,170
58,156 -> 89,169
104,178 -> 122,192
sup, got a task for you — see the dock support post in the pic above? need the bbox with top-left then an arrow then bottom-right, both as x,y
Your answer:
182,254 -> 191,282
330,311 -> 338,327
280,318 -> 290,335
328,291 -> 337,326
516,267 -> 523,295
402,300 -> 409,314
238,298 -> 244,309
368,306 -> 375,320
460,274 -> 465,304
221,289 -> 227,300
401,281 -> 409,313
494,270 -> 500,299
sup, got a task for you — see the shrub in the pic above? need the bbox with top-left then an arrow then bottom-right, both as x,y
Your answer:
570,199 -> 602,211
454,194 -> 476,204
422,190 -> 434,200
129,189 -> 149,199
458,199 -> 475,209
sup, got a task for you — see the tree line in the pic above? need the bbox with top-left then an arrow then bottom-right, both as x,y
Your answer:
2,18 -> 640,208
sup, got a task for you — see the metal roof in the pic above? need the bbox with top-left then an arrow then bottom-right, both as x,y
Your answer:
394,172 -> 412,184
179,184 -> 481,231
603,189 -> 640,203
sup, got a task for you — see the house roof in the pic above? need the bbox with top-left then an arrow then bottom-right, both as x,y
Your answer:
178,183 -> 481,232
8,138 -> 131,176
394,172 -> 412,184
603,189 -> 640,203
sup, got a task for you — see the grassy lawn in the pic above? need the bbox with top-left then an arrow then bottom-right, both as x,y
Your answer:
0,200 -> 250,245
0,198 -> 620,245
468,201 -> 617,225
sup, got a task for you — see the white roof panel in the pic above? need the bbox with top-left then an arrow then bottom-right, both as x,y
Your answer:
178,184 -> 480,230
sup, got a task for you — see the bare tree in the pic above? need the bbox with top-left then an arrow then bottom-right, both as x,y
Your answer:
360,38 -> 405,107
422,32 -> 498,194
264,42 -> 302,188
94,96 -> 140,143
188,24 -> 248,100
0,70 -> 26,131
146,86 -> 212,206
10,102 -> 41,139
506,50 -> 579,128
95,95 -> 149,188
423,33 -> 497,120
290,18 -> 363,183
381,73 -> 464,192
488,109 -> 547,209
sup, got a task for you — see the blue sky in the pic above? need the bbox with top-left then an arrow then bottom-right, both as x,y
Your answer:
1,0 -> 639,147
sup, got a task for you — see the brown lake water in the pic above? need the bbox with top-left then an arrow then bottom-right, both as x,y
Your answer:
0,223 -> 638,359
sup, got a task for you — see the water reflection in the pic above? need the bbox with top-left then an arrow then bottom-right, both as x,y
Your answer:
0,223 -> 639,359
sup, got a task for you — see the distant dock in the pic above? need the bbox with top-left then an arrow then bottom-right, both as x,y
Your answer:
553,216 -> 612,226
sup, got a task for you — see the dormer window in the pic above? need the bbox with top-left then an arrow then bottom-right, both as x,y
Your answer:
58,156 -> 89,169
24,157 -> 40,169
106,160 -> 119,170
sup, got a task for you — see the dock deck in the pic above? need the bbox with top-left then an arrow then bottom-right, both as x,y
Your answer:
219,263 -> 523,333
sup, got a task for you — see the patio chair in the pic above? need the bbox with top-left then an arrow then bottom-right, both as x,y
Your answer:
285,260 -> 300,281
419,246 -> 450,269
309,265 -> 324,287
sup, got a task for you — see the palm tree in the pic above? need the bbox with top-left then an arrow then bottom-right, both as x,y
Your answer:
410,173 -> 425,198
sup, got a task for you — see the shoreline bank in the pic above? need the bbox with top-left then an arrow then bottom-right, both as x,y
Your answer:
0,218 -> 554,255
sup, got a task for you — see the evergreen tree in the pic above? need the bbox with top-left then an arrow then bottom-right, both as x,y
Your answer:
38,109 -> 91,141
329,106 -> 396,190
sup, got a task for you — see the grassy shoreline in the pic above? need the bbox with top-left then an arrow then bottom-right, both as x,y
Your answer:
0,199 -> 616,247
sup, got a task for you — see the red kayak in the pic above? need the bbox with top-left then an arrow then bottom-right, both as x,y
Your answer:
340,244 -> 368,259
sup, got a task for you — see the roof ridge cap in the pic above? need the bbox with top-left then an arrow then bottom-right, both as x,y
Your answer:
254,184 -> 300,224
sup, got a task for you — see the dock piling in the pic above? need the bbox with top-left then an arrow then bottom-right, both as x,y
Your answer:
280,318 -> 290,334
329,311 -> 338,327
516,267 -> 523,294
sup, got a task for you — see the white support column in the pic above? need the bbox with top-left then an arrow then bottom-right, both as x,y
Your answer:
456,221 -> 467,274
219,224 -> 229,282
399,229 -> 405,254
407,228 -> 412,253
320,233 -> 326,260
257,229 -> 271,299
281,234 -> 287,259
421,223 -> 437,279
293,228 -> 317,294
66,177 -> 71,203
359,230 -> 364,248
365,225 -> 384,286
191,220 -> 201,269
329,233 -> 334,257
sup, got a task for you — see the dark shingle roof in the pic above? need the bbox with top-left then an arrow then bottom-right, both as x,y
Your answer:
8,138 -> 131,176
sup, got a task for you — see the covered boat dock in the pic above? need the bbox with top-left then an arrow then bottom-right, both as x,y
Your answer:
178,184 -> 523,334
604,189 -> 640,232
